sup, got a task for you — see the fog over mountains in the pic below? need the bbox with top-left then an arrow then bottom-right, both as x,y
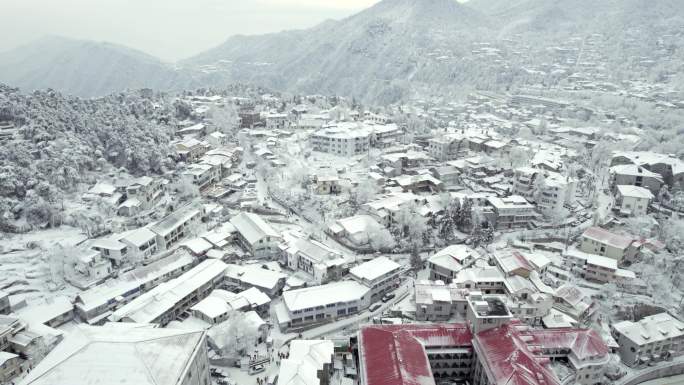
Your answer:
1,0 -> 683,101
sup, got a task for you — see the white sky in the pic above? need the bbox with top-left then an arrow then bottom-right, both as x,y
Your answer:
0,0 -> 383,62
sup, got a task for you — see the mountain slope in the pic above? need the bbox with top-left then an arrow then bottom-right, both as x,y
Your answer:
0,36 -> 195,97
488,0 -> 684,35
184,0 -> 491,103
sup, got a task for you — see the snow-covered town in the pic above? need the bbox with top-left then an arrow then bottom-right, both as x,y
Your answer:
2,1 -> 684,385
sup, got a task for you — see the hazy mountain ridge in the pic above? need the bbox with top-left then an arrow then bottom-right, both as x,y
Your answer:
0,36 -> 200,98
185,0 -> 490,102
1,0 -> 684,101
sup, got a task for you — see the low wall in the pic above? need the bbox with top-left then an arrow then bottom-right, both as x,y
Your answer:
616,360 -> 684,385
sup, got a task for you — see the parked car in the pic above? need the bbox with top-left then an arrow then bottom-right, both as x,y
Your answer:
369,303 -> 382,312
382,293 -> 396,302
249,364 -> 266,375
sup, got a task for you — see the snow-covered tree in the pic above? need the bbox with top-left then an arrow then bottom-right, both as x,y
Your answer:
211,312 -> 259,357
367,221 -> 395,251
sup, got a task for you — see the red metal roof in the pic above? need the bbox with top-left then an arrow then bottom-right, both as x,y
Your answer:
359,324 -> 472,385
474,322 -> 609,385
474,322 -> 560,385
359,322 -> 609,385
532,328 -> 609,360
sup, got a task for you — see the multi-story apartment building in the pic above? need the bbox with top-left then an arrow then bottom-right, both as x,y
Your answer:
609,164 -> 663,195
612,313 -> 684,367
428,133 -> 468,161
175,137 -> 209,163
579,226 -> 638,262
428,245 -> 478,283
125,176 -> 164,210
349,256 -> 402,301
611,151 -> 684,192
74,252 -> 195,323
109,259 -> 227,326
473,322 -> 609,385
0,352 -> 22,384
182,163 -> 221,191
224,264 -> 287,298
119,227 -> 159,262
277,280 -> 370,330
564,249 -> 636,284
16,296 -> 74,328
357,324 -> 474,385
370,123 -> 402,148
357,320 -> 610,385
264,112 -> 289,130
310,123 -> 371,156
486,195 -> 536,230
454,267 -> 506,295
282,231 -> 348,284
150,205 -> 203,250
230,212 -> 282,258
615,185 -> 653,217
415,280 -> 469,321
466,292 -> 514,334
512,167 -> 576,215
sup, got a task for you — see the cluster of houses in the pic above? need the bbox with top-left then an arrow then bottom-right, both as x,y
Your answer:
5,88 -> 684,385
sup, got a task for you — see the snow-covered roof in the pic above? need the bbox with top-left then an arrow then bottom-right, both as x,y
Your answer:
230,212 -> 280,246
581,227 -> 634,250
119,227 -> 157,247
224,264 -> 287,292
349,256 -> 401,283
609,164 -> 663,180
414,281 -> 468,306
191,295 -> 231,320
428,252 -> 463,273
282,231 -> 347,267
493,251 -> 534,275
0,351 -> 18,365
283,281 -> 369,312
181,237 -> 213,255
487,195 -> 535,210
87,182 -> 116,196
613,313 -> 684,345
364,193 -> 419,212
612,151 -> 684,175
335,215 -> 380,235
581,253 -> 617,270
525,252 -> 551,271
279,339 -> 334,385
542,308 -> 577,329
16,296 -> 72,326
21,325 -> 206,385
150,206 -> 201,237
454,267 -> 505,285
503,275 -> 536,294
110,259 -> 227,323
90,237 -> 127,251
76,253 -> 195,313
200,222 -> 237,248
616,185 -> 654,200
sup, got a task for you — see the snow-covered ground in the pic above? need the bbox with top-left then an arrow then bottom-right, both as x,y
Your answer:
1,226 -> 87,303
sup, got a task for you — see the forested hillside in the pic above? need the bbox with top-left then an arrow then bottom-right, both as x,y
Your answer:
0,84 -> 178,227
